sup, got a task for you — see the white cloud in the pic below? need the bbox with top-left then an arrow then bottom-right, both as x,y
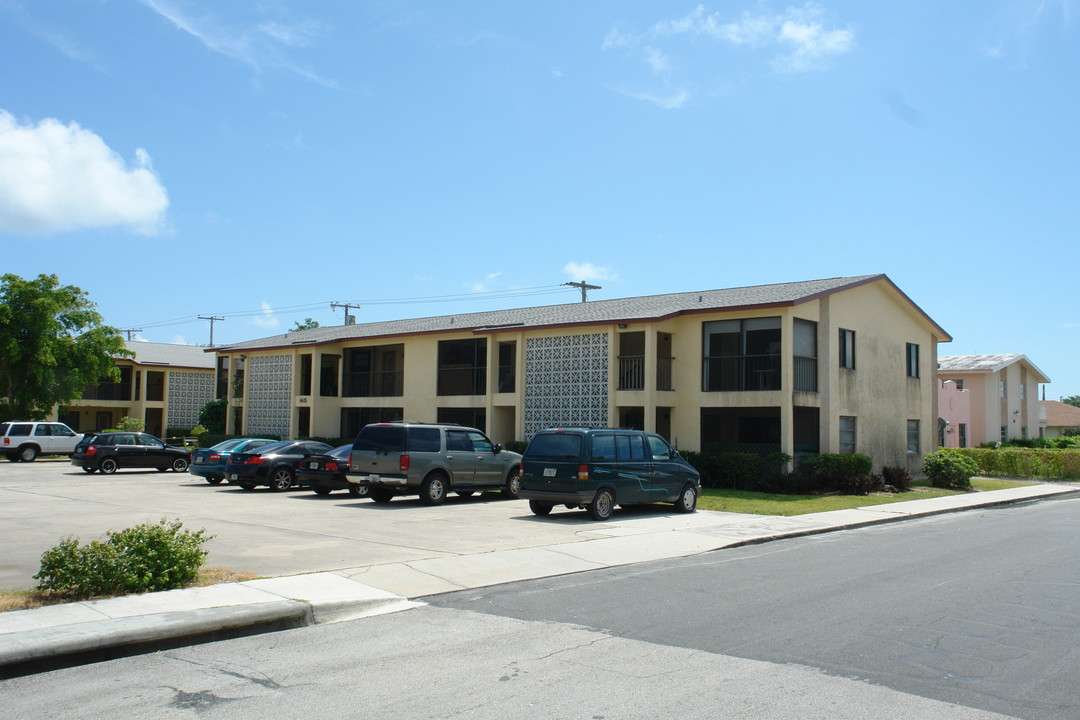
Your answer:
0,110 -> 168,235
563,262 -> 617,283
610,85 -> 690,109
468,272 -> 503,293
643,46 -> 671,74
251,301 -> 280,329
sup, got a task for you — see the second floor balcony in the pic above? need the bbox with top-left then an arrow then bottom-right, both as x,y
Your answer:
703,354 -> 781,392
80,382 -> 132,401
343,370 -> 404,398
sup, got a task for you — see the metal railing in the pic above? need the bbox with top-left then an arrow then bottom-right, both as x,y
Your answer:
437,367 -> 486,396
343,370 -> 404,397
793,356 -> 818,393
702,354 -> 781,392
80,383 -> 132,401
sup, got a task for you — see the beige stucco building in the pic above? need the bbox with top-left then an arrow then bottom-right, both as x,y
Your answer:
937,354 -> 1050,445
212,274 -> 949,472
60,341 -> 216,437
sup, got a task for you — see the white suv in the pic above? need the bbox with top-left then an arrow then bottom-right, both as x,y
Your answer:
1,421 -> 84,462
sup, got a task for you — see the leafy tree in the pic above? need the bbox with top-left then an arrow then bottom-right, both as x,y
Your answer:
0,273 -> 130,420
1061,395 -> 1080,408
290,318 -> 320,332
198,397 -> 227,434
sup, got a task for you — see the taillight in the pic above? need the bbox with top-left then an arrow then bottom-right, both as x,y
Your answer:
516,462 -> 523,477
347,452 -> 352,468
86,445 -> 98,456
399,454 -> 410,472
577,464 -> 589,481
325,461 -> 340,472
244,456 -> 264,465
209,453 -> 221,462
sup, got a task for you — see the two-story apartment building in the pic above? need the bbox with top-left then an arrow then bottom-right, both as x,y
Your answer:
937,354 -> 1050,445
60,341 -> 216,436
211,274 -> 949,472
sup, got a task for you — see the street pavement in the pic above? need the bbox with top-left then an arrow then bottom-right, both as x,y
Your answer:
1,481 -> 1075,678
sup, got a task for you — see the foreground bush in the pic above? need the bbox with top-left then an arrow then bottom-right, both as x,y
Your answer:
923,449 -> 979,489
35,518 -> 213,599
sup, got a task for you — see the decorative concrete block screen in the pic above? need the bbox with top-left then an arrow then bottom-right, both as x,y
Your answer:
246,355 -> 293,439
523,333 -> 609,440
166,371 -> 215,430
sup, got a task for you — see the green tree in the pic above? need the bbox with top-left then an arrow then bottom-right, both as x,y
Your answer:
0,273 -> 130,420
1061,395 -> 1080,408
198,397 -> 227,434
290,318 -> 320,332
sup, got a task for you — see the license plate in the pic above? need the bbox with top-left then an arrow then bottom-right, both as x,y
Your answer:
543,468 -> 557,477
229,474 -> 238,481
369,474 -> 380,482
309,462 -> 320,470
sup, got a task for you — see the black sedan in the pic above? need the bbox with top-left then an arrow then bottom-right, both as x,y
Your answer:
224,440 -> 334,491
70,432 -> 191,474
297,444 -> 368,498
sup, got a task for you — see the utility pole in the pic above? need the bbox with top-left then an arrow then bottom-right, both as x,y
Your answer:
198,315 -> 225,346
563,281 -> 601,303
120,328 -> 142,340
330,301 -> 361,325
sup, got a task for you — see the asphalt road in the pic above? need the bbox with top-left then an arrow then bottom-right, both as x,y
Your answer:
0,459 -> 601,591
427,495 -> 1080,720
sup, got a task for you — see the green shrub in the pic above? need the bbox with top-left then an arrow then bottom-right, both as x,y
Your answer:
115,416 -> 145,432
922,449 -> 979,489
880,465 -> 912,492
198,397 -> 228,434
35,518 -> 213,599
799,453 -> 873,493
504,440 -> 527,455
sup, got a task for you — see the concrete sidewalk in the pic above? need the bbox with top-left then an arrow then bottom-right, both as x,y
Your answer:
2,483 -> 1075,678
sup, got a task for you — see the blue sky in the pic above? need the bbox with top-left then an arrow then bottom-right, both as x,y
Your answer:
1,1 -> 1077,396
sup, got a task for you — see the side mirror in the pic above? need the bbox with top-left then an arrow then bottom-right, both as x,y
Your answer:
493,444 -> 503,454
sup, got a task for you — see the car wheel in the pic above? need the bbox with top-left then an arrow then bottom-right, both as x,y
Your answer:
369,487 -> 395,503
18,445 -> 39,462
207,476 -> 224,485
99,458 -> 118,474
419,473 -> 448,505
529,500 -> 553,516
588,488 -> 615,521
81,466 -> 96,473
674,484 -> 698,513
348,484 -> 369,498
268,467 -> 294,492
171,457 -> 189,472
502,471 -> 521,499
313,486 -> 332,496
239,483 -> 256,491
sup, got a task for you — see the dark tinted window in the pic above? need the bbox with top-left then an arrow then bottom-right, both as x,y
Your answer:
616,434 -> 647,461
445,430 -> 471,452
590,434 -> 615,461
354,425 -> 405,452
141,436 -> 166,449
329,445 -> 352,459
525,433 -> 583,460
407,428 -> 441,452
8,424 -> 31,437
647,435 -> 673,461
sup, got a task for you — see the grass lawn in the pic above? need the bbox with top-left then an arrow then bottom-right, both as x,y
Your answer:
697,477 -> 1037,516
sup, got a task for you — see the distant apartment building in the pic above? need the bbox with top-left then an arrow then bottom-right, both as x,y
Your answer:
211,274 -> 950,472
937,354 -> 1050,445
60,341 -> 215,436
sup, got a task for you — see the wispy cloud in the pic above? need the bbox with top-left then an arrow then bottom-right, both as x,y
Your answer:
136,0 -> 339,89
468,272 -> 504,293
563,262 -> 617,283
603,3 -> 855,107
251,301 -> 280,329
980,0 -> 1074,63
0,110 -> 168,235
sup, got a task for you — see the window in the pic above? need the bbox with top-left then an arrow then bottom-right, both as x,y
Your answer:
839,416 -> 856,454
999,381 -> 1007,398
906,419 -> 920,454
959,423 -> 967,448
906,343 -> 920,379
954,379 -> 964,391
793,319 -> 817,392
1020,384 -> 1027,400
647,435 -> 674,461
702,317 -> 781,392
839,329 -> 855,370
1000,426 -> 1007,443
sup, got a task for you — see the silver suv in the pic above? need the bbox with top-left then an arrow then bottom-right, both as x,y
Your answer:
348,422 -> 523,505
1,421 -> 84,462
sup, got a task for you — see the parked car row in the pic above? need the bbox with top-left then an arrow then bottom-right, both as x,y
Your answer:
38,420 -> 703,521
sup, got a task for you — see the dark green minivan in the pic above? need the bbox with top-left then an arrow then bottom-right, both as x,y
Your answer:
518,428 -> 701,520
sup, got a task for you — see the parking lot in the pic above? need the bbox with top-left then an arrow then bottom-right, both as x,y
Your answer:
0,459 -> 623,593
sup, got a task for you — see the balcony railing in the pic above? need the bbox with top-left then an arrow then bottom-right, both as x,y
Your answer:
793,356 -> 818,393
437,366 -> 486,396
497,366 -> 515,394
80,382 -> 132,401
657,356 -> 674,391
703,354 -> 781,392
343,370 -> 404,398
618,356 -> 645,391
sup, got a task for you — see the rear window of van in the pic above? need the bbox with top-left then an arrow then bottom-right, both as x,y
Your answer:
526,433 -> 583,460
354,425 -> 405,452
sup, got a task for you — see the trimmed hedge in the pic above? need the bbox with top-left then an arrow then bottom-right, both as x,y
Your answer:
954,447 -> 1080,480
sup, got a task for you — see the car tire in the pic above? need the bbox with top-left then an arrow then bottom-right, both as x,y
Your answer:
207,477 -> 224,485
502,471 -> 521,499
313,486 -> 332,496
99,458 -> 118,474
171,457 -> 189,472
268,467 -> 294,492
18,445 -> 39,462
348,484 -> 369,498
369,487 -> 395,503
419,472 -> 448,505
588,488 -> 615,521
674,484 -> 698,513
529,500 -> 553,516
81,466 -> 96,473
